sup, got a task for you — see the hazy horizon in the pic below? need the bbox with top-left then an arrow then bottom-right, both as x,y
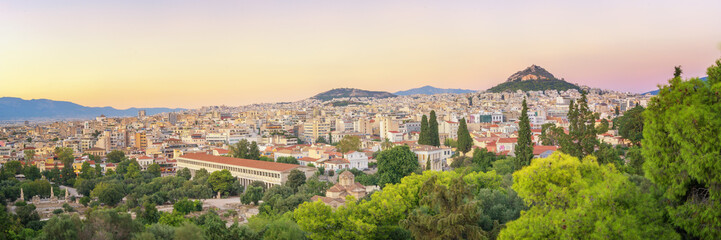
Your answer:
2,1 -> 720,108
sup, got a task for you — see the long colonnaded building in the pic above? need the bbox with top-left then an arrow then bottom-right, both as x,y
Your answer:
176,152 -> 316,188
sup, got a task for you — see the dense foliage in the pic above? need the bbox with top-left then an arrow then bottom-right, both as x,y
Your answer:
487,79 -> 581,93
642,61 -> 721,239
500,152 -> 678,239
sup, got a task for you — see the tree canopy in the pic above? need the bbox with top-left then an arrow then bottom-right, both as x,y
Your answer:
499,152 -> 679,239
642,61 -> 721,239
376,145 -> 420,187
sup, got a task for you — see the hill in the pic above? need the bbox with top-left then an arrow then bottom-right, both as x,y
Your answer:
643,76 -> 708,95
311,88 -> 396,101
394,85 -> 476,95
487,65 -> 581,93
0,97 -> 184,121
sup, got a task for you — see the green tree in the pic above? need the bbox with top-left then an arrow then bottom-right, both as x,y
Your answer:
208,169 -> 235,196
241,186 -> 264,205
39,214 -> 83,240
641,61 -> 721,239
623,146 -> 645,175
20,179 -> 52,199
673,65 -> 682,78
80,209 -> 142,239
539,123 -> 563,146
106,150 -> 126,163
23,165 -> 42,180
336,135 -> 361,153
173,198 -> 200,214
429,110 -> 440,147
248,141 -> 261,160
315,136 -> 327,144
615,105 -> 645,145
471,148 -> 497,172
261,214 -> 308,240
194,168 -> 210,180
400,176 -> 484,240
140,201 -> 161,224
177,167 -> 191,180
91,182 -> 125,206
377,145 -> 420,187
175,222 -> 206,240
286,169 -> 306,192
229,139 -> 260,159
419,115 -> 429,145
124,162 -> 141,179
94,164 -> 103,178
144,223 -> 176,239
499,152 -> 678,239
443,138 -> 457,148
229,139 -> 248,158
55,147 -> 74,165
276,156 -> 299,164
456,118 -> 473,154
146,163 -> 161,178
515,98 -> 533,170
79,162 -> 95,179
23,149 -> 35,163
16,203 -> 40,226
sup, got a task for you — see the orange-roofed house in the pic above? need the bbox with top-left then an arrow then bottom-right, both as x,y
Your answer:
311,171 -> 369,208
496,138 -> 517,153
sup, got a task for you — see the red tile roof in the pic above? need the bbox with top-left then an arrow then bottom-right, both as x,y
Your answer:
533,145 -> 558,155
497,138 -> 517,144
179,152 -> 300,172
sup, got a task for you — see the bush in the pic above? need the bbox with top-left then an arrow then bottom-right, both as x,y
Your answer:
52,209 -> 64,214
79,196 -> 91,207
62,203 -> 75,212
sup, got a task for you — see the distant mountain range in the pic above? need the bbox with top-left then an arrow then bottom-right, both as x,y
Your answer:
487,65 -> 581,93
643,77 -> 708,95
0,97 -> 184,121
394,85 -> 476,95
311,88 -> 396,101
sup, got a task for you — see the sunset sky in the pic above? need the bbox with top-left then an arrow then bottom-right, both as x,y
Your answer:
2,1 -> 720,109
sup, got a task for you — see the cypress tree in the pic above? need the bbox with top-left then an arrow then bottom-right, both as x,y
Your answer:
419,115 -> 429,145
514,98 -> 533,169
456,118 -> 472,154
429,111 -> 440,147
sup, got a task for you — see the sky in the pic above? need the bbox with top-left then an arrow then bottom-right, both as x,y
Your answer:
1,1 -> 720,109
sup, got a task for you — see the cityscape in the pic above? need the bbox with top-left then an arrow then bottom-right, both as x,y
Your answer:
1,1 -> 721,240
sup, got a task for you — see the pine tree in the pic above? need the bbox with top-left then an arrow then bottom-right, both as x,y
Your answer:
456,118 -> 472,154
514,98 -> 533,169
558,91 -> 599,159
429,111 -> 440,147
419,115 -> 429,145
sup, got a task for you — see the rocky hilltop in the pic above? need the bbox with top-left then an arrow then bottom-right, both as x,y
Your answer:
488,65 -> 580,93
506,65 -> 557,82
